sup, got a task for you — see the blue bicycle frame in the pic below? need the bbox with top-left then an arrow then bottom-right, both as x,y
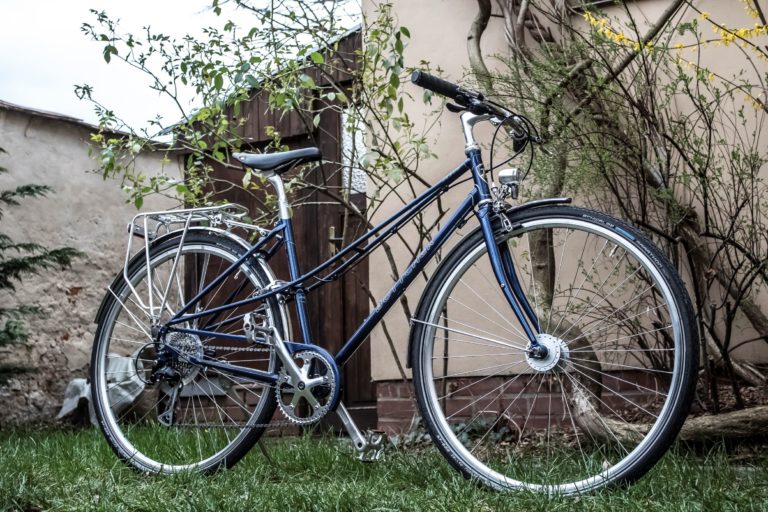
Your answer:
161,145 -> 544,387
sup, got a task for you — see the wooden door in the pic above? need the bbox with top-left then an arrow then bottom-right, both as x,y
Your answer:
199,100 -> 376,429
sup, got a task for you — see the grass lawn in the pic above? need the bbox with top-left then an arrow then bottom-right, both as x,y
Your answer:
0,428 -> 766,512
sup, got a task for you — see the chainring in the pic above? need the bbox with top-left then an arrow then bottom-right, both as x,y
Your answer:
276,350 -> 337,425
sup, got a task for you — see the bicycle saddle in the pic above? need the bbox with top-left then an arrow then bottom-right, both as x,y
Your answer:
233,147 -> 322,175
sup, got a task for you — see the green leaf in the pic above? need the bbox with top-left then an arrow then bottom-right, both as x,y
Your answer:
134,195 -> 143,210
400,26 -> 411,38
214,73 -> 224,91
103,45 -> 117,63
313,114 -> 321,128
310,52 -> 324,65
300,74 -> 316,89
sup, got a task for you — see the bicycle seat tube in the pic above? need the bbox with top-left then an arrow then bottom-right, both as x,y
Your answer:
267,173 -> 313,344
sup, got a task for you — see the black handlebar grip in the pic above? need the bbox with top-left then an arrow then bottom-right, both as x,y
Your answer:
410,70 -> 462,100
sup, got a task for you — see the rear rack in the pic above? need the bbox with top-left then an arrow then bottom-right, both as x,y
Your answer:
122,203 -> 268,321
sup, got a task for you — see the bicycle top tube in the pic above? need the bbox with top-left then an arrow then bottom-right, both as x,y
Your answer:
168,159 -> 474,328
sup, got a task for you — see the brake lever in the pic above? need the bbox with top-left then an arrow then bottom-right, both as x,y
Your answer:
446,103 -> 465,113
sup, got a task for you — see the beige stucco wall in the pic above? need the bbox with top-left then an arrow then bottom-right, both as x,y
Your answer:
605,0 -> 768,365
365,0 -> 768,381
364,0 -> 511,381
0,106 -> 180,424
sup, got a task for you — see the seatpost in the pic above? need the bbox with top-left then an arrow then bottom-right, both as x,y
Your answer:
266,174 -> 291,220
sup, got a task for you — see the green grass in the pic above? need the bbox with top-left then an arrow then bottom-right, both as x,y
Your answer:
0,428 -> 766,512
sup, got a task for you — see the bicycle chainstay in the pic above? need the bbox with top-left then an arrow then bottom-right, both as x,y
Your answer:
167,343 -> 298,430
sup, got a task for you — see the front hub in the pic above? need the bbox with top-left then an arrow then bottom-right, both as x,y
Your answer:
525,333 -> 569,372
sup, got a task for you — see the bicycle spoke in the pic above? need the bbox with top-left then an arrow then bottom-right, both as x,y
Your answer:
412,318 -> 527,352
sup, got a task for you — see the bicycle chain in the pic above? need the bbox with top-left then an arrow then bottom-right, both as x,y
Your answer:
170,343 -> 303,429
173,420 -> 297,429
202,344 -> 273,353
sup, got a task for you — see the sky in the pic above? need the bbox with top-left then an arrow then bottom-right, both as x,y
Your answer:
0,1 -> 222,132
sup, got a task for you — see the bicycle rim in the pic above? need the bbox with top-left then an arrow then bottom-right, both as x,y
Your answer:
412,209 -> 695,493
91,235 -> 279,473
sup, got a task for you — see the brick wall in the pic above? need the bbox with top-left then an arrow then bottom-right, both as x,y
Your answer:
376,371 -> 665,435
376,380 -> 417,435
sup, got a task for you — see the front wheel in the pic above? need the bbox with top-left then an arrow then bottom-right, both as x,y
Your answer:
410,206 -> 697,494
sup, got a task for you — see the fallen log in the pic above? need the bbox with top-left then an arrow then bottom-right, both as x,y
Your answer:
678,405 -> 768,442
571,383 -> 768,443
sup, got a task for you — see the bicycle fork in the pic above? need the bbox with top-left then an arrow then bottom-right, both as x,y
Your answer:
477,205 -> 547,359
465,134 -> 546,357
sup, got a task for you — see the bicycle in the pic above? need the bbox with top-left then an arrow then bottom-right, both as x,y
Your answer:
90,71 -> 698,494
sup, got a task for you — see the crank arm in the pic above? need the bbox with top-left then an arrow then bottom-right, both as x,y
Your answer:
267,327 -> 305,385
336,402 -> 386,462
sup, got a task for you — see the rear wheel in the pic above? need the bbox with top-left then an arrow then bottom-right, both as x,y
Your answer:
410,206 -> 697,493
91,230 -> 284,473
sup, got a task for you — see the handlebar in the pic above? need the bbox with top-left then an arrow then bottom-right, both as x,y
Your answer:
410,70 -> 469,102
411,70 -> 537,152
410,70 -> 509,119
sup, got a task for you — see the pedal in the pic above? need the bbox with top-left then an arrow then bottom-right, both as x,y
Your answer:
357,430 -> 387,463
243,312 -> 272,342
335,402 -> 386,463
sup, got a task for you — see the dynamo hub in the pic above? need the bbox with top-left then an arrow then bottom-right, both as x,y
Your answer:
525,333 -> 569,372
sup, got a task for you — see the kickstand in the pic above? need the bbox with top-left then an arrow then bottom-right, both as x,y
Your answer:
256,440 -> 278,467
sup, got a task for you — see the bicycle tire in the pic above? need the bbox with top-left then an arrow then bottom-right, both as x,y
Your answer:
410,205 -> 697,494
91,229 -> 284,474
